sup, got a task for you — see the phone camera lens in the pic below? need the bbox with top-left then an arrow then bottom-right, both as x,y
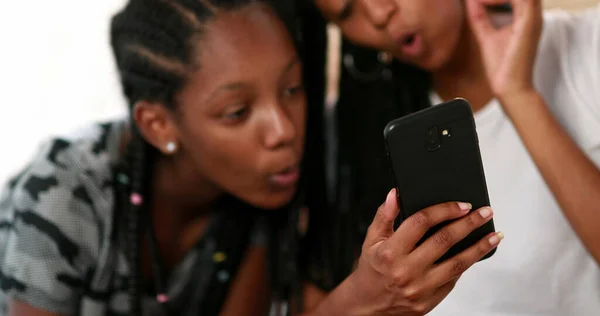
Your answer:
425,127 -> 442,151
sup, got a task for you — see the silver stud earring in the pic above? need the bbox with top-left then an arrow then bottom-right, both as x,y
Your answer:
165,141 -> 178,154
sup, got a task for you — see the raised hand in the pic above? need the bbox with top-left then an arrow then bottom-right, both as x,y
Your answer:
466,0 -> 543,104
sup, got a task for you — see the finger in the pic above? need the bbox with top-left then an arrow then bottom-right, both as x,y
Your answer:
390,202 -> 472,252
510,0 -> 543,32
411,207 -> 495,264
510,0 -> 542,18
425,231 -> 504,287
465,0 -> 501,39
364,189 -> 400,245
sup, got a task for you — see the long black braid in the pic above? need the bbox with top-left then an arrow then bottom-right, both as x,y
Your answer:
109,0 -> 303,315
123,131 -> 152,315
298,0 -> 432,290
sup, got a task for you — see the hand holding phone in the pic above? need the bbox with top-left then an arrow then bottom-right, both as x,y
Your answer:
344,188 -> 502,315
383,98 -> 498,262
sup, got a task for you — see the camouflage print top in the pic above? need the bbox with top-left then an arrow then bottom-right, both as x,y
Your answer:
0,121 -> 266,316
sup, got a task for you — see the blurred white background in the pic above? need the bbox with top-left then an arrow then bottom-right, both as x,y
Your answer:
0,1 -> 127,185
0,0 -> 597,186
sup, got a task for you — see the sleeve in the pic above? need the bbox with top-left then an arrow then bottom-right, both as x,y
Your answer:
546,4 -> 600,163
573,5 -> 600,164
590,5 -> 600,166
589,5 -> 600,104
571,4 -> 600,116
0,139 -> 105,315
546,4 -> 600,114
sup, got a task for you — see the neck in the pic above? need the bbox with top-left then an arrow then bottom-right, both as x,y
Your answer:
148,154 -> 224,267
152,154 -> 223,223
431,22 -> 493,112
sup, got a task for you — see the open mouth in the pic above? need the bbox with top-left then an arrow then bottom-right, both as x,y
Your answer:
269,165 -> 300,188
402,34 -> 416,46
398,33 -> 423,57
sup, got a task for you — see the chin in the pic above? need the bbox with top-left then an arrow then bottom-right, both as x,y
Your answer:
393,46 -> 453,72
247,187 -> 297,210
413,53 -> 449,72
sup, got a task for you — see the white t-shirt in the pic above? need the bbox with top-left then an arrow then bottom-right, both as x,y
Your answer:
429,6 -> 600,316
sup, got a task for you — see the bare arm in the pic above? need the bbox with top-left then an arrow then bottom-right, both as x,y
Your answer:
7,299 -> 66,316
502,91 -> 600,263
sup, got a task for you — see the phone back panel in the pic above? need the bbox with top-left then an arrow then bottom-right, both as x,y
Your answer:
384,99 -> 496,261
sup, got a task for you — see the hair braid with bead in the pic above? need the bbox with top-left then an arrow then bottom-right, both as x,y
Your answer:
109,0 -> 299,314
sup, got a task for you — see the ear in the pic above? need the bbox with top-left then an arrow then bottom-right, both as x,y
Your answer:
132,101 -> 179,155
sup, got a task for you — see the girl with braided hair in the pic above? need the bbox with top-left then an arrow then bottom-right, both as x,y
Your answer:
300,0 -> 600,315
0,0 -> 500,315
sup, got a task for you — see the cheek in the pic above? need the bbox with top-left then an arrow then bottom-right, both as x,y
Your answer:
340,20 -> 390,52
421,1 -> 465,69
185,126 -> 261,189
180,101 -> 306,210
438,3 -> 464,49
192,139 -> 295,210
430,31 -> 460,69
184,125 -> 293,209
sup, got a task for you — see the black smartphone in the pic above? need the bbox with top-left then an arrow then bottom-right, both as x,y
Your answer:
383,98 -> 496,262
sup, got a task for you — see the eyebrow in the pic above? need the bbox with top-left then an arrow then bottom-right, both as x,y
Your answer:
336,0 -> 354,21
208,58 -> 300,101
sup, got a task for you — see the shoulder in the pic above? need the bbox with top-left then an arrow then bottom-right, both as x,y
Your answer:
0,120 -> 126,314
537,6 -> 600,99
3,120 -> 125,219
0,120 -> 125,270
541,6 -> 599,62
534,6 -> 600,148
542,5 -> 599,37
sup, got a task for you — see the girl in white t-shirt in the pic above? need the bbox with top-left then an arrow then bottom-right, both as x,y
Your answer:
304,0 -> 600,315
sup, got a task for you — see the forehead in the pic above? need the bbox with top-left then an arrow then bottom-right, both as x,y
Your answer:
191,4 -> 296,82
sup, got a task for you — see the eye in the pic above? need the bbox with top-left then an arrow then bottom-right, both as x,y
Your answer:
223,106 -> 248,122
283,84 -> 304,98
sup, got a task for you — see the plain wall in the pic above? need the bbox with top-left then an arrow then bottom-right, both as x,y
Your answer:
0,1 -> 127,185
0,0 -> 597,187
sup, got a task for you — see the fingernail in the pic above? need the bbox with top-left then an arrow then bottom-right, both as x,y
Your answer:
489,232 -> 504,246
478,207 -> 493,219
385,189 -> 395,205
458,202 -> 472,212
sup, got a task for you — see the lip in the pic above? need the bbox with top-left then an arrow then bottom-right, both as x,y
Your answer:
269,165 -> 300,188
395,32 -> 424,58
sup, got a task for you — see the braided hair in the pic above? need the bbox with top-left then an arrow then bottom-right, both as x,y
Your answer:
109,0 -> 302,314
297,1 -> 432,290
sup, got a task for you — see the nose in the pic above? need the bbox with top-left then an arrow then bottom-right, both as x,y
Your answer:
263,105 -> 297,150
361,0 -> 397,29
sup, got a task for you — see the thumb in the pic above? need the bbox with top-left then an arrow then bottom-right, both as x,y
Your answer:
365,189 -> 400,245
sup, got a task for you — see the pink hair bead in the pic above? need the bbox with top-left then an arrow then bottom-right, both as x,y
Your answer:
130,193 -> 143,206
156,294 -> 169,303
